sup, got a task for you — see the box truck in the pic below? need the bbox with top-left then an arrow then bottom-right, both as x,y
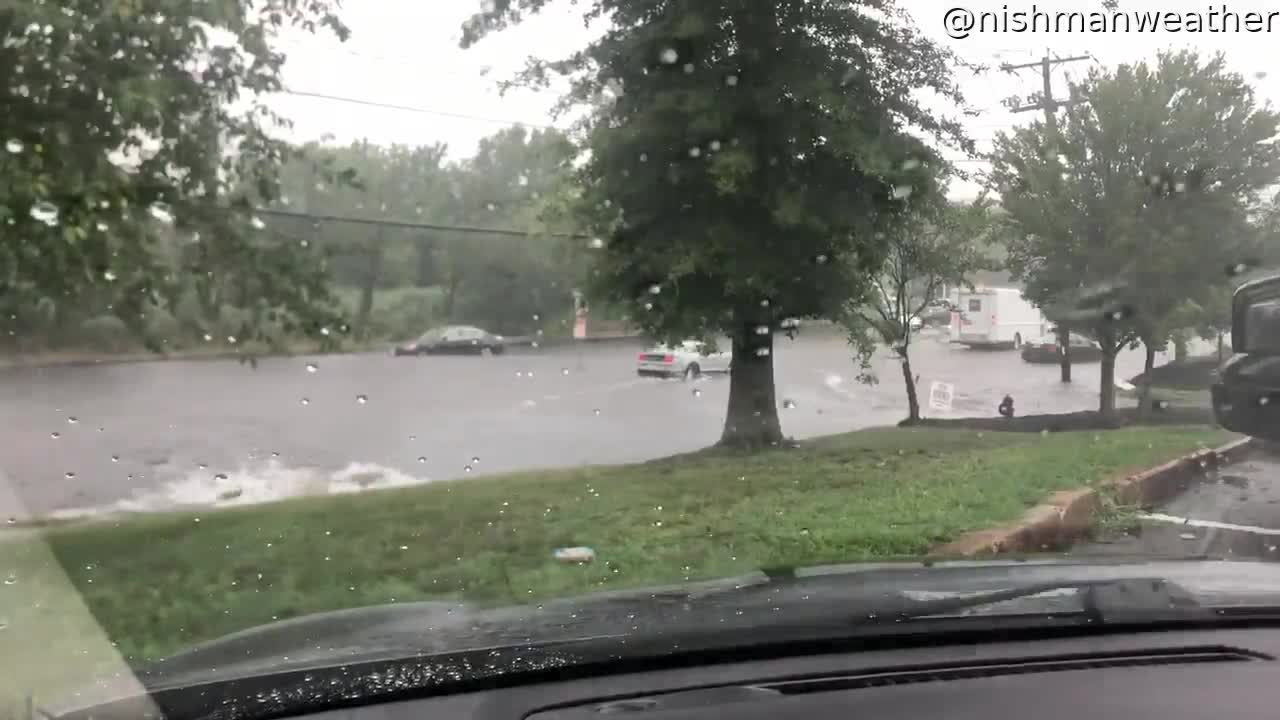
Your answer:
952,287 -> 1047,349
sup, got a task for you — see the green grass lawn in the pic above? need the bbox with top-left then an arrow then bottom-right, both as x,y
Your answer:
0,425 -> 1232,705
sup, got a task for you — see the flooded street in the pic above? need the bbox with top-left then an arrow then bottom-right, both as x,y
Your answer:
1,328 -> 1159,519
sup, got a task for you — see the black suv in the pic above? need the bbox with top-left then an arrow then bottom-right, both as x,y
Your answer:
1212,276 -> 1280,440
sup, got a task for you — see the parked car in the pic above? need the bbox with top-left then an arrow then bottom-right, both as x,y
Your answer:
636,340 -> 732,379
919,301 -> 952,327
393,326 -> 506,356
1020,332 -> 1104,364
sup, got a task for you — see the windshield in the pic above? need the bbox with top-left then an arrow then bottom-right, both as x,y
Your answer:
5,0 -> 1280,714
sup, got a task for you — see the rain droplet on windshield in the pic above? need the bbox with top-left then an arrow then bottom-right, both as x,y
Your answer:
64,472 -> 75,479
725,74 -> 739,87
691,388 -> 702,398
356,395 -> 368,405
29,201 -> 59,226
5,138 -> 23,153
659,47 -> 678,64
305,363 -> 318,373
588,237 -> 606,249
299,398 -> 310,406
250,216 -> 266,230
892,185 -> 913,200
50,432 -> 60,439
417,457 -> 427,464
67,416 -> 78,424
148,202 -> 174,224
648,284 -> 662,295
110,455 -> 119,463
782,399 -> 797,410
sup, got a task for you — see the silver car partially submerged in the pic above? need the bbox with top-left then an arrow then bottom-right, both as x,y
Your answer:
636,340 -> 733,380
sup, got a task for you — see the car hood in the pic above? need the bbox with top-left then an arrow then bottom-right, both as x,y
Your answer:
78,558 -> 1280,696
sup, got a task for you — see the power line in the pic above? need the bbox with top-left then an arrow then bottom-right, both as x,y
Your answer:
279,89 -> 564,131
254,207 -> 592,240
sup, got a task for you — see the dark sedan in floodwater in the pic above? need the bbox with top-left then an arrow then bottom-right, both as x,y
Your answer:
393,326 -> 506,356
1020,332 -> 1104,364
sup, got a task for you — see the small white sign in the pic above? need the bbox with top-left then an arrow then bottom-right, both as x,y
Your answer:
929,381 -> 954,412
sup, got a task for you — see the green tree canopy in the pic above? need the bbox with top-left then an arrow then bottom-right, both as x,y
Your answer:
463,0 -> 973,447
990,50 -> 1280,416
1,0 -> 349,350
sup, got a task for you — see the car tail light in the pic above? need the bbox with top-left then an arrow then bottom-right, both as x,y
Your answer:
663,354 -> 675,364
1047,344 -> 1059,353
638,353 -> 647,361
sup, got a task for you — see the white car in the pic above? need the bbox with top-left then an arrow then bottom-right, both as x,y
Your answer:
636,340 -> 732,380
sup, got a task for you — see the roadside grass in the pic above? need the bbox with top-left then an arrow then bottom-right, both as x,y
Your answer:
0,425 -> 1232,705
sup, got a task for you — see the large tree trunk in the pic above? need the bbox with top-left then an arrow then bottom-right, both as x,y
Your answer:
1173,331 -> 1189,362
901,352 -> 921,424
720,319 -> 783,449
1218,332 -> 1226,363
1057,324 -> 1072,383
1099,325 -> 1117,419
1138,341 -> 1157,419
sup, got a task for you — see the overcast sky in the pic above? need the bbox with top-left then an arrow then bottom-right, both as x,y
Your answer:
266,0 -> 1280,200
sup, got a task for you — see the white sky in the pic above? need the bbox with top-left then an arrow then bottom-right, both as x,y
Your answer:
267,0 -> 1280,200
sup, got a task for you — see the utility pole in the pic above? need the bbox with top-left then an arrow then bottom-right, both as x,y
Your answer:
1003,51 -> 1091,384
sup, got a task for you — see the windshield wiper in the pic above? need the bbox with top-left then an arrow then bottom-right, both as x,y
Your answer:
882,578 -> 1213,624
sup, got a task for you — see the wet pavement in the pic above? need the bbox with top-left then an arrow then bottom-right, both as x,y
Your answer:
0,327 -> 1163,518
1073,447 -> 1280,562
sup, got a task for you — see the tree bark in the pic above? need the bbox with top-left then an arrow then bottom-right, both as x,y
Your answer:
355,237 -> 382,339
415,235 -> 436,288
1056,324 -> 1073,383
442,272 -> 462,320
720,318 -> 783,449
901,352 -> 921,424
1218,332 -> 1226,363
1138,341 -> 1157,419
1173,331 -> 1189,362
1099,325 -> 1117,419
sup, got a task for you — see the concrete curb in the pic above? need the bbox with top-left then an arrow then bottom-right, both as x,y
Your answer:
933,436 -> 1260,556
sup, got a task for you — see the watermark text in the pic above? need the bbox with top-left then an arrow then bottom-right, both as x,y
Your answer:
943,4 -> 1280,39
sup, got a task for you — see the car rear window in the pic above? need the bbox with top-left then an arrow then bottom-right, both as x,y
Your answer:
967,298 -> 982,312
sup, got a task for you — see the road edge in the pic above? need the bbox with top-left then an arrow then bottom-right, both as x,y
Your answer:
932,436 -> 1260,556
0,334 -> 646,370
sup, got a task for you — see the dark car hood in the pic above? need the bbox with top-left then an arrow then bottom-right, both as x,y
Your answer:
76,558 -> 1280,693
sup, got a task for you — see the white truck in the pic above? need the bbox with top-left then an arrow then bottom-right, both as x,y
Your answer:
951,287 -> 1048,349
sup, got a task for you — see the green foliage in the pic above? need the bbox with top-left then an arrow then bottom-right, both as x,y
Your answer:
0,0 -> 351,352
462,0 -> 974,445
272,127 -> 583,339
990,50 -> 1280,410
842,198 -> 994,420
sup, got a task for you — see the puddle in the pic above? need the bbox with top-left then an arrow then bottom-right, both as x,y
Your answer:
1222,474 -> 1252,489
